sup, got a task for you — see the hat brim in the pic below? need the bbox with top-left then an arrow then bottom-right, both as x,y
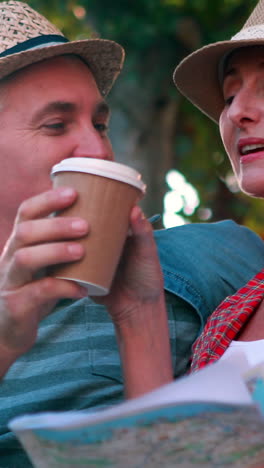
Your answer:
173,38 -> 264,123
0,38 -> 124,96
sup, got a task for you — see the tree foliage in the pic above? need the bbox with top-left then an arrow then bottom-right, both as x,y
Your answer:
27,0 -> 264,234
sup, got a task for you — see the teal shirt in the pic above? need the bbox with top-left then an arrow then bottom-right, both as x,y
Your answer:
1,295 -> 198,466
1,220 -> 264,466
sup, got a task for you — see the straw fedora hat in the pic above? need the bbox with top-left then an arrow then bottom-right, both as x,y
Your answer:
173,0 -> 264,123
0,1 -> 124,96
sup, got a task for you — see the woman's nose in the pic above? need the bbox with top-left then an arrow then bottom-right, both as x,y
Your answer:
72,127 -> 113,160
228,89 -> 261,128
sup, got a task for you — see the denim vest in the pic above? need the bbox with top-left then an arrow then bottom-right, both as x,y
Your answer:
155,220 -> 264,331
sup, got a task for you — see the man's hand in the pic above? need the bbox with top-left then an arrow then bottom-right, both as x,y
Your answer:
0,187 -> 88,374
98,206 -> 164,317
95,206 -> 173,397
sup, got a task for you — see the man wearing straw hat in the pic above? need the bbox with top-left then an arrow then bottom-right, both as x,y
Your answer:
0,1 -> 264,465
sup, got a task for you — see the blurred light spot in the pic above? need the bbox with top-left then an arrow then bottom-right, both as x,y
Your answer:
197,207 -> 212,221
163,212 -> 187,228
163,170 -> 200,227
225,172 -> 240,193
166,170 -> 185,191
73,6 -> 86,19
182,183 -> 199,215
213,151 -> 225,165
164,191 -> 184,213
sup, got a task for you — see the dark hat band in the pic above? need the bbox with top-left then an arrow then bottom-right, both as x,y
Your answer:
0,34 -> 69,58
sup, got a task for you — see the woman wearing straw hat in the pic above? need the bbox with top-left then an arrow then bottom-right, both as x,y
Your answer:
174,0 -> 264,372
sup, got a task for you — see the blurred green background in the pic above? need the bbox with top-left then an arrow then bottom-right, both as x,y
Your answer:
26,0 -> 264,234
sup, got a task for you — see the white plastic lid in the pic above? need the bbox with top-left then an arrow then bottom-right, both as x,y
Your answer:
51,158 -> 146,193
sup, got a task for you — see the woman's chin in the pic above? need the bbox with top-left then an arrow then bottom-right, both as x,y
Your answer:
240,183 -> 264,199
238,169 -> 264,198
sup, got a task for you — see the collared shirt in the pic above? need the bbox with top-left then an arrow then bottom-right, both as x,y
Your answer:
0,294 -> 200,466
191,269 -> 264,373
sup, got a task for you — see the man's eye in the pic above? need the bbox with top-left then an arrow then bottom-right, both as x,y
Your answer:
44,122 -> 65,130
95,123 -> 108,133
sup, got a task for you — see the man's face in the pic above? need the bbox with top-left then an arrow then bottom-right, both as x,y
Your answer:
0,55 -> 114,219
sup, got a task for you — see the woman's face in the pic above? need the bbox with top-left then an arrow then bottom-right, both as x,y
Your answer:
220,46 -> 264,197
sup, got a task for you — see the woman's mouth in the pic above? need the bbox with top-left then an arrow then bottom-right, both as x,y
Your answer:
241,143 -> 264,155
238,140 -> 264,163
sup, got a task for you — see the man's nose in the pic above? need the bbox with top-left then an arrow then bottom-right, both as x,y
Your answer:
72,127 -> 113,160
228,89 -> 260,128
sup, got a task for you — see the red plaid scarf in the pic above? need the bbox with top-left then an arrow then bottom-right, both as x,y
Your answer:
190,269 -> 264,373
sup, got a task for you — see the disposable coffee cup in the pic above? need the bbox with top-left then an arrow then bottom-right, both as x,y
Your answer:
49,157 -> 146,295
